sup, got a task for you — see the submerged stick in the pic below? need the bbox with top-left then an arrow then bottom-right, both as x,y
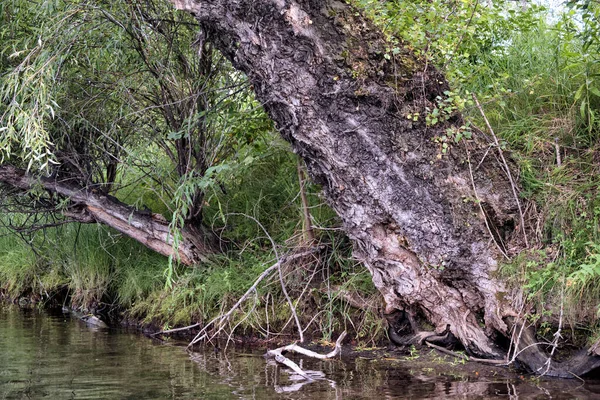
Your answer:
274,354 -> 313,380
152,323 -> 201,336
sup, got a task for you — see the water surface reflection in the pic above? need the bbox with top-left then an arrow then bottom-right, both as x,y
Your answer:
1,306 -> 599,399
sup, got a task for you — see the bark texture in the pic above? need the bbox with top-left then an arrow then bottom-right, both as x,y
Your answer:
169,0 -> 600,375
0,164 -> 213,265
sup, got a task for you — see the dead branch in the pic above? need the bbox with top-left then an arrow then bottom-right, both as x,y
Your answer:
324,286 -> 379,313
273,354 -> 314,380
0,164 -> 214,264
465,143 -> 509,260
188,261 -> 279,346
187,248 -> 321,347
266,331 -> 346,360
297,159 -> 315,243
229,212 -> 306,343
265,331 -> 346,381
472,93 -> 529,248
152,322 -> 201,336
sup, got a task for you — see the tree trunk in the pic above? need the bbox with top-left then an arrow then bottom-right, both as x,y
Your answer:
170,0 -> 600,375
0,164 -> 214,266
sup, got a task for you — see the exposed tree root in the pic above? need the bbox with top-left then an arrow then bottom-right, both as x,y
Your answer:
388,325 -> 457,348
508,320 -> 600,378
387,310 -> 461,349
389,313 -> 600,377
425,342 -> 507,365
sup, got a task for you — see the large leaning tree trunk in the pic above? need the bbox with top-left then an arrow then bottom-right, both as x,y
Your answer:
0,165 -> 213,266
169,0 -> 600,376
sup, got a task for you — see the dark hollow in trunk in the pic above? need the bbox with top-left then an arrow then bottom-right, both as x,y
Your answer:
169,0 -> 600,376
0,164 -> 215,265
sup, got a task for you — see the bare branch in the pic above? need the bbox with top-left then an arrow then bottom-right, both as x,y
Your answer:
264,331 -> 346,381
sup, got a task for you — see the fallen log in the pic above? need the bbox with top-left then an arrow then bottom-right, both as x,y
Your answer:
0,164 -> 215,265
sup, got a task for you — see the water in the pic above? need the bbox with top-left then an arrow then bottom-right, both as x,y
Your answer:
1,306 -> 600,399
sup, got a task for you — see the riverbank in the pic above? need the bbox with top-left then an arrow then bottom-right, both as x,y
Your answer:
4,253 -> 600,381
0,218 -> 389,350
3,225 -> 600,381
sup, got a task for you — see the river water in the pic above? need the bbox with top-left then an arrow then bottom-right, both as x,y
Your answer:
1,305 -> 600,399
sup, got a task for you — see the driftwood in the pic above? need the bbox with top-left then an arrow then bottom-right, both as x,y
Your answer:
265,331 -> 346,381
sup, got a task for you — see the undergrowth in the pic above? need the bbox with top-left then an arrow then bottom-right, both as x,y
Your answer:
460,22 -> 600,337
0,144 -> 384,345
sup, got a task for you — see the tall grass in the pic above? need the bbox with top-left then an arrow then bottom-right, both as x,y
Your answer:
0,142 -> 382,343
0,220 -> 166,308
459,21 -> 600,329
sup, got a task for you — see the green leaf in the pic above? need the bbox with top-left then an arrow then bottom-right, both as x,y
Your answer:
574,84 -> 585,102
589,86 -> 600,98
167,130 -> 184,140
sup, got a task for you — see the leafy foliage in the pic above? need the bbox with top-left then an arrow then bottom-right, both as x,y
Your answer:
2,0 -> 600,343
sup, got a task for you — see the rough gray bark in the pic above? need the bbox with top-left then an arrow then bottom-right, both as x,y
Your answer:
169,0 -> 600,375
0,164 -> 213,265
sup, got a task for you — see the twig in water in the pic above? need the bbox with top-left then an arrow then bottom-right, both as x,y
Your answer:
153,323 -> 201,336
266,331 -> 347,381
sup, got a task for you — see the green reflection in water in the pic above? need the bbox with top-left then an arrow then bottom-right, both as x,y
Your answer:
1,305 -> 600,399
0,306 -> 239,399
